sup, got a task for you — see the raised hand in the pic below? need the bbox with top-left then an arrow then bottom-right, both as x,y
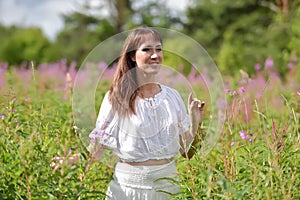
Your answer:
188,92 -> 205,127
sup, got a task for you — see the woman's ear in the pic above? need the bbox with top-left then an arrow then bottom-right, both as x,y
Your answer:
130,52 -> 136,62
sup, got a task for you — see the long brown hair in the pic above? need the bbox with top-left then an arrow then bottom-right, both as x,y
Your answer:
108,26 -> 162,116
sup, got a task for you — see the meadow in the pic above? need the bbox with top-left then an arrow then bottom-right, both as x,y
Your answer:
0,58 -> 299,200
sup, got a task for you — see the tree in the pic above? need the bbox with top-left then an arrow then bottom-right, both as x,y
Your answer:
52,0 -> 185,65
183,0 -> 299,75
0,25 -> 51,66
51,10 -> 115,64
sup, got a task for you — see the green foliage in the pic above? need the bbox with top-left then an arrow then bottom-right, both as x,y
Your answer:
0,0 -> 186,66
288,3 -> 300,55
47,12 -> 116,65
0,26 -> 50,65
0,70 -> 113,199
0,60 -> 299,199
185,0 -> 300,76
1,0 -> 299,77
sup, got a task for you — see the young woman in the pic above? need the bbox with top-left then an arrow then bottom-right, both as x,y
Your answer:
51,26 -> 205,199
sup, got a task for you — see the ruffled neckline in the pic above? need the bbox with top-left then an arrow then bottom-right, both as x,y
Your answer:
138,83 -> 165,99
137,83 -> 166,108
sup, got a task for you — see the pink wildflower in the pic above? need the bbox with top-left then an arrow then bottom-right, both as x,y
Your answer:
239,131 -> 248,140
238,87 -> 245,93
254,63 -> 261,71
291,56 -> 298,63
265,58 -> 274,69
287,62 -> 295,69
225,89 -> 231,94
239,131 -> 253,143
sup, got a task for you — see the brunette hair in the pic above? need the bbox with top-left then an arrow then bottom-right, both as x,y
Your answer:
108,26 -> 162,116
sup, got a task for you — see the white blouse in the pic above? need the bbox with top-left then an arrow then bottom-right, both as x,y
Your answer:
89,84 -> 190,162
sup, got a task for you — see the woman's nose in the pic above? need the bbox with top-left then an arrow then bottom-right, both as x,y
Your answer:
151,53 -> 158,59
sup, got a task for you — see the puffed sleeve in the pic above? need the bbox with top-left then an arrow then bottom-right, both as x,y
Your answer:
173,89 -> 190,133
89,91 -> 118,149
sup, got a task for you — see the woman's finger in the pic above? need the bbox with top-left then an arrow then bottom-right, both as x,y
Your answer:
188,92 -> 193,105
54,165 -> 60,171
198,101 -> 205,109
52,156 -> 62,161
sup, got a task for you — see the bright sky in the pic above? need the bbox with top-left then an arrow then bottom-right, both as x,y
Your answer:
0,0 -> 188,41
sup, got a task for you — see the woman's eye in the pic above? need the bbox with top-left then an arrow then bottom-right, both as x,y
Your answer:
142,48 -> 151,52
156,48 -> 162,52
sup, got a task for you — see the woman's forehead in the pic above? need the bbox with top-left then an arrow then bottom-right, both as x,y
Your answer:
137,32 -> 161,43
138,40 -> 162,47
138,34 -> 161,44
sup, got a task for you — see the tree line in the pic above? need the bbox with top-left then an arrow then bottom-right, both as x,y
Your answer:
0,0 -> 299,75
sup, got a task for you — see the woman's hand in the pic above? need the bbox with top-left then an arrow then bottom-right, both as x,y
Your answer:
50,156 -> 66,171
179,93 -> 205,159
50,154 -> 80,170
188,92 -> 205,130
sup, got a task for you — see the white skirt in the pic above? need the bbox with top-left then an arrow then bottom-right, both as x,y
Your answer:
105,160 -> 180,200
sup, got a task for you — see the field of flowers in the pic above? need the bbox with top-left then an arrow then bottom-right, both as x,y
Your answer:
0,58 -> 299,199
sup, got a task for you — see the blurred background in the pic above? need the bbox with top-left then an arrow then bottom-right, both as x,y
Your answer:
0,2 -> 299,199
0,0 -> 299,76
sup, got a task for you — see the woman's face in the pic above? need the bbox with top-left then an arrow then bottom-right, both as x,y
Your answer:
132,38 -> 162,75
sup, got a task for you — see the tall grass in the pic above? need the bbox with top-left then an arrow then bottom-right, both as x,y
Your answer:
0,58 -> 299,199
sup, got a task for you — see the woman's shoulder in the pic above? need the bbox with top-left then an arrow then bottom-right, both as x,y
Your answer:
102,91 -> 110,101
160,84 -> 180,96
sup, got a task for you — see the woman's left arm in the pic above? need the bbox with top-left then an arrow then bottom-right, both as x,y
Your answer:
179,92 -> 205,159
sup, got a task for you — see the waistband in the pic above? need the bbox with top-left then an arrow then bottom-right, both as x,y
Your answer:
113,160 -> 178,189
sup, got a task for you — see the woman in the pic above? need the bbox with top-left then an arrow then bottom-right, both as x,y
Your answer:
51,26 -> 205,199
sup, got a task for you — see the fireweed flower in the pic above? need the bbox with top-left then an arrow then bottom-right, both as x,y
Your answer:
239,131 -> 253,143
238,87 -> 245,93
232,91 -> 237,96
230,142 -> 235,147
239,131 -> 248,140
0,115 -> 4,119
254,63 -> 261,71
291,56 -> 298,63
225,89 -> 231,94
287,62 -> 295,69
264,58 -> 274,70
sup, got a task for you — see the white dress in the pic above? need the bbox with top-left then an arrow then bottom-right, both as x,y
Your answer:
89,84 -> 190,199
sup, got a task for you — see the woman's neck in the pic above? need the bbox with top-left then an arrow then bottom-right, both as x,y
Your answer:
138,83 -> 161,99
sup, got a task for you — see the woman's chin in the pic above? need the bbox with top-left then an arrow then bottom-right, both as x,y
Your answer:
142,64 -> 161,74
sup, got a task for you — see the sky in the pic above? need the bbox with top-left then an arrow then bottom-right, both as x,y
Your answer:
0,0 -> 188,41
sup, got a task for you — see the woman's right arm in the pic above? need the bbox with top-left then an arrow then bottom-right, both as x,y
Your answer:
50,92 -> 111,170
87,142 -> 104,161
50,143 -> 104,170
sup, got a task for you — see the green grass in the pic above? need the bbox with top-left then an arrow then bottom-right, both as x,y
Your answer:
0,63 -> 299,199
